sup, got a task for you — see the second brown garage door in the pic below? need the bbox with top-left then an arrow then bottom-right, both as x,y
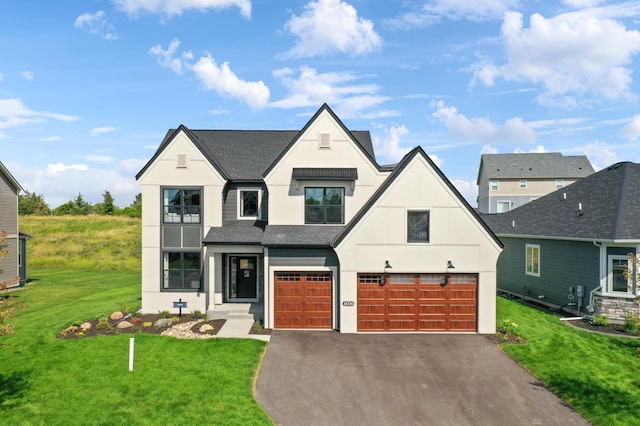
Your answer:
274,272 -> 332,329
357,273 -> 477,332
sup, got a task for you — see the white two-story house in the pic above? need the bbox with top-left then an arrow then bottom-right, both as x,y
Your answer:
136,105 -> 502,333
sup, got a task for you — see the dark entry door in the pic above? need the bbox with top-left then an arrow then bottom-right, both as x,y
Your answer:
233,256 -> 257,299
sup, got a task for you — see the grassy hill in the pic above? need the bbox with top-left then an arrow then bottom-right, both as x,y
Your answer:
20,215 -> 141,271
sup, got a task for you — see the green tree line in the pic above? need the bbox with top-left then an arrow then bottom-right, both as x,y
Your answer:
19,191 -> 141,217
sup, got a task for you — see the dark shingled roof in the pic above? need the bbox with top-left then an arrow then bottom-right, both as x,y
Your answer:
481,162 -> 640,241
263,225 -> 343,247
203,221 -> 266,244
477,152 -> 594,183
141,129 -> 374,181
292,168 -> 358,180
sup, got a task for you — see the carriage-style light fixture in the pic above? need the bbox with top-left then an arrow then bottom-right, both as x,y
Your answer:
447,260 -> 455,270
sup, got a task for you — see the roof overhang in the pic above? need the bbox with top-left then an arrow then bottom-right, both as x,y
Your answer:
292,168 -> 358,181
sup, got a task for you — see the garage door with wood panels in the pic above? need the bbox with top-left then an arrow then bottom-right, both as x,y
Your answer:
357,273 -> 477,332
274,272 -> 332,329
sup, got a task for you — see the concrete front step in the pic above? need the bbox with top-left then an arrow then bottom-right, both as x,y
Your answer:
208,303 -> 255,320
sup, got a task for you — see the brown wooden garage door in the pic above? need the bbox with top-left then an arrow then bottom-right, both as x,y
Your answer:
274,272 -> 332,329
357,273 -> 477,332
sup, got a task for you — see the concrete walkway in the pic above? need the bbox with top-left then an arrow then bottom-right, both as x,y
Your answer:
217,318 -> 270,341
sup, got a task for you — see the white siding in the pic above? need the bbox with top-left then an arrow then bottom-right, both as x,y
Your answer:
335,154 -> 502,333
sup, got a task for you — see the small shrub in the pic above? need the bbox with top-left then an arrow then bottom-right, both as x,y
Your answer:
592,315 -> 609,326
624,316 -> 639,334
171,316 -> 180,324
95,320 -> 112,331
143,321 -> 153,328
499,318 -> 519,337
120,305 -> 132,315
191,310 -> 203,319
158,310 -> 170,318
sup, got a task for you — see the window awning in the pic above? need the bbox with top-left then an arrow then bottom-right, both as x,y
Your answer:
292,168 -> 358,181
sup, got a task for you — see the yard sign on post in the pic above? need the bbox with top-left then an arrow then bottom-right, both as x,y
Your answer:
173,298 -> 187,317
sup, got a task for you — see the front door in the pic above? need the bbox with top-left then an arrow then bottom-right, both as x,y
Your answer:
229,256 -> 258,300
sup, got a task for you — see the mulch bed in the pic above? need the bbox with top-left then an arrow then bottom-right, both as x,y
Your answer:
563,317 -> 640,338
57,313 -> 225,339
249,321 -> 272,335
486,331 -> 528,345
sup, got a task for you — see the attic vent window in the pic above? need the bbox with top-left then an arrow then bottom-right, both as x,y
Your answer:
177,154 -> 187,168
319,133 -> 331,149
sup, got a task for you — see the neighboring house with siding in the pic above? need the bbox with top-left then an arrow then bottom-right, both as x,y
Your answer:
477,153 -> 594,213
0,162 -> 25,288
136,104 -> 503,333
481,161 -> 640,321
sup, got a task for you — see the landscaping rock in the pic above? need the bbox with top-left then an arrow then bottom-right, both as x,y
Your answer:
64,325 -> 79,333
116,321 -> 133,329
80,322 -> 92,330
199,323 -> 214,333
110,311 -> 124,320
154,318 -> 173,328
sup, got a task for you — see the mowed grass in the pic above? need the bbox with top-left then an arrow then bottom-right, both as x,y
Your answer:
2,216 -> 271,425
20,216 -> 142,271
497,297 -> 640,426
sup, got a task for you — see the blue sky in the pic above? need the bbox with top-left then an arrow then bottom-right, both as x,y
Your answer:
2,0 -> 640,208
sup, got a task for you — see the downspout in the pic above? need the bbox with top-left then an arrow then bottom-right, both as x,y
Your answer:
587,241 -> 603,313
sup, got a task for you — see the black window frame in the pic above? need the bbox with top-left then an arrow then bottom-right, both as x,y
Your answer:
407,210 -> 430,243
239,189 -> 259,218
305,187 -> 345,224
163,188 -> 201,224
162,251 -> 202,291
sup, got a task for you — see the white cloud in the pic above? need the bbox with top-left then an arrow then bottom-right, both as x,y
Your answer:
372,124 -> 411,164
149,39 -> 193,75
271,66 -> 397,119
112,0 -> 251,18
620,114 -> 640,140
38,136 -> 61,142
76,155 -> 115,163
431,100 -> 536,142
481,144 -> 498,154
514,145 -> 548,153
282,0 -> 381,58
9,160 -> 141,208
580,141 -> 619,169
21,71 -> 34,81
192,55 -> 270,108
451,179 -> 478,207
208,108 -> 230,115
390,0 -> 520,28
561,0 -> 605,7
74,11 -> 118,40
475,11 -> 640,108
0,98 -> 79,131
90,126 -> 116,136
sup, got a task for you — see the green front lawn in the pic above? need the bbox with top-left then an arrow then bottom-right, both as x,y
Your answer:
497,297 -> 640,426
1,268 -> 271,425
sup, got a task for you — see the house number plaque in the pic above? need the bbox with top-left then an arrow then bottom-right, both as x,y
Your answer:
342,301 -> 354,307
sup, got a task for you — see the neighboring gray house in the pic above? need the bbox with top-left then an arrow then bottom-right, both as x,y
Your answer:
0,162 -> 24,288
482,161 -> 640,321
477,153 -> 594,213
136,104 -> 503,333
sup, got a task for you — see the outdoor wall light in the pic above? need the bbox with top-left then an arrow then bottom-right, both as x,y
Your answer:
447,260 -> 455,270
384,260 -> 392,270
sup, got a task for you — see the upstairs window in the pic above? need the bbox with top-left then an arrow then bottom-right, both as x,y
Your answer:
239,189 -> 260,219
490,180 -> 499,191
407,211 -> 430,243
556,179 -> 564,190
519,179 -> 527,189
164,188 -> 201,223
305,187 -> 344,224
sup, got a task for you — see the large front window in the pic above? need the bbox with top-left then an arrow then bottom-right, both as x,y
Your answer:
164,188 -> 201,223
163,252 -> 201,290
526,244 -> 540,277
305,187 -> 344,224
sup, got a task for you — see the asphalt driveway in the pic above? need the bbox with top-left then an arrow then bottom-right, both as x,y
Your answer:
255,332 -> 590,426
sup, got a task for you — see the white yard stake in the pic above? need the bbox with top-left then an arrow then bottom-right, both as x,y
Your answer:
129,338 -> 134,371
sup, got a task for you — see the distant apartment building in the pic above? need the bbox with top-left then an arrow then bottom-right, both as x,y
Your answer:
477,153 -> 594,214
